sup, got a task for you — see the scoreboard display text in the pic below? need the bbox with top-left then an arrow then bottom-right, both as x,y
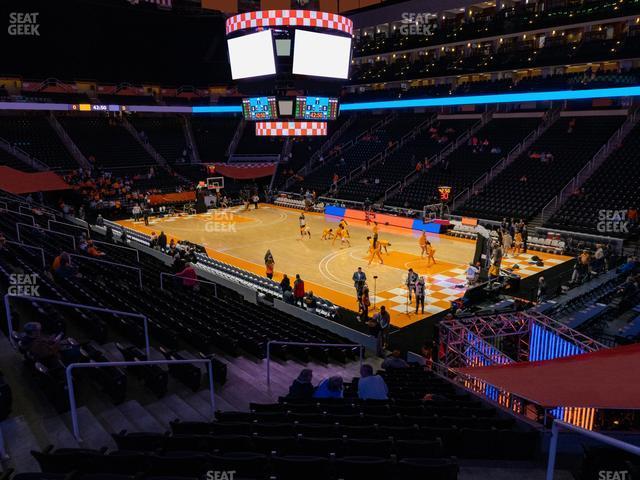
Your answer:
242,96 -> 278,121
295,96 -> 339,121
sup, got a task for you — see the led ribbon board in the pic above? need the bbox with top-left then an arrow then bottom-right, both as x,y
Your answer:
340,86 -> 640,111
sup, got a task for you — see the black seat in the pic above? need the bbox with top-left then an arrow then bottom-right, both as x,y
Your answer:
270,455 -> 330,480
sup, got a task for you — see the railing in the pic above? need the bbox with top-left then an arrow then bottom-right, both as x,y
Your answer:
226,119 -> 245,158
266,340 -> 365,387
0,194 -> 59,218
19,205 -> 55,220
5,241 -> 46,268
160,272 -> 218,297
4,295 -> 151,358
91,239 -> 140,262
16,222 -> 76,249
48,219 -> 89,237
47,113 -> 91,170
69,254 -> 143,289
181,115 -> 201,164
0,136 -> 48,171
121,116 -> 167,166
3,209 -> 35,226
67,358 -> 216,442
546,420 -> 640,480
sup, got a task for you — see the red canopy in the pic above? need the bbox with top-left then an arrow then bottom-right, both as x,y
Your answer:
0,166 -> 70,194
457,343 -> 640,409
213,163 -> 276,180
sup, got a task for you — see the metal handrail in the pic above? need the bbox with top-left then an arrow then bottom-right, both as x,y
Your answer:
546,419 -> 640,480
4,295 -> 151,358
266,340 -> 365,387
69,254 -> 143,289
91,239 -> 140,263
67,358 -> 216,442
19,205 -> 55,220
2,209 -> 36,226
47,219 -> 89,237
5,240 -> 46,268
160,272 -> 218,297
16,222 -> 76,249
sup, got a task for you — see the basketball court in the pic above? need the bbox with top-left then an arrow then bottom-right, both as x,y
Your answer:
117,204 -> 572,327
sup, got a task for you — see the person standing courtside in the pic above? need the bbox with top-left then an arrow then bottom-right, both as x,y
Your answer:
352,267 -> 367,300
415,276 -> 426,314
406,268 -> 418,301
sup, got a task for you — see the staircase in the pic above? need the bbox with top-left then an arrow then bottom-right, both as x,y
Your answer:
47,114 -> 92,170
226,119 -> 246,158
121,117 -> 168,167
181,116 -> 201,164
382,114 -> 488,203
540,109 -> 640,225
0,137 -> 48,171
452,109 -> 561,211
0,334 -> 374,472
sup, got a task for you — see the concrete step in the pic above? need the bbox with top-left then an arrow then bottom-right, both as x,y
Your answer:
40,415 -> 80,450
95,405 -> 138,436
63,406 -> 116,450
117,400 -> 164,433
145,399 -> 179,429
159,394 -> 207,423
0,415 -> 42,473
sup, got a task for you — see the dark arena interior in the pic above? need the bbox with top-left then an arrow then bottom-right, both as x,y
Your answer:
1,0 -> 640,478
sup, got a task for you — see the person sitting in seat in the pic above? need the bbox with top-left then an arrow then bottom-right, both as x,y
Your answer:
357,364 -> 388,400
86,241 -> 105,257
313,375 -> 343,399
382,350 -> 409,370
287,368 -> 315,400
176,262 -> 197,289
21,322 -> 81,364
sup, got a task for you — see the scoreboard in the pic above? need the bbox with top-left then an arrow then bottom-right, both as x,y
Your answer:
295,96 -> 339,121
242,96 -> 278,121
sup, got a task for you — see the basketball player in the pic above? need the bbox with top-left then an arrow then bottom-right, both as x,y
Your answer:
338,218 -> 350,238
321,228 -> 334,240
419,231 -> 428,257
299,213 -> 311,239
367,236 -> 384,265
377,238 -> 391,254
334,226 -> 351,247
426,240 -> 437,266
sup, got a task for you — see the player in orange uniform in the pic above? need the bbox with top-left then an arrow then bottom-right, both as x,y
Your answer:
426,240 -> 437,266
367,236 -> 384,265
321,228 -> 334,240
419,231 -> 428,257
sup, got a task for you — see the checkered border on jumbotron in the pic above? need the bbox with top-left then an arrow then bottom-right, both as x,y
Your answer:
226,10 -> 353,36
255,121 -> 328,136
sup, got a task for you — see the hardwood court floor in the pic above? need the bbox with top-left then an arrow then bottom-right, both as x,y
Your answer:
117,205 -> 571,327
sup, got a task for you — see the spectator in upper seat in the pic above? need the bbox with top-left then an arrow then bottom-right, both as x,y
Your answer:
95,214 -> 104,227
120,228 -> 128,246
105,225 -> 113,243
313,375 -> 344,399
176,262 -> 197,288
293,274 -> 305,307
22,322 -> 81,364
149,232 -> 158,249
158,231 -> 167,252
87,241 -> 105,257
358,364 -> 388,400
287,368 -> 315,400
382,350 -> 409,370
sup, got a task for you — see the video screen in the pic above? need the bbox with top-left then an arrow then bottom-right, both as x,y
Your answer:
228,30 -> 277,80
292,30 -> 351,79
242,96 -> 278,121
295,96 -> 339,120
